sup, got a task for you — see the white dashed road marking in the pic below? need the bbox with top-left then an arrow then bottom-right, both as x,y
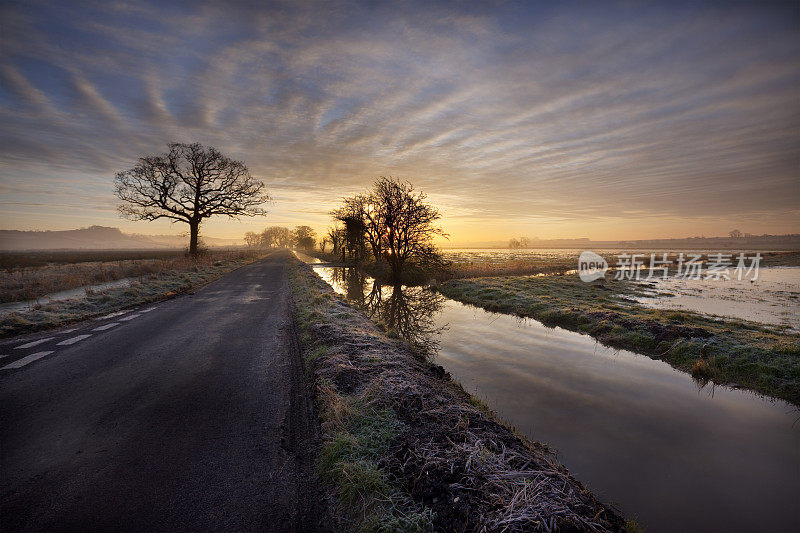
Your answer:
140,306 -> 157,313
96,311 -> 130,320
57,334 -> 92,346
2,351 -> 54,370
93,322 -> 120,331
119,314 -> 141,322
61,328 -> 78,334
15,338 -> 54,350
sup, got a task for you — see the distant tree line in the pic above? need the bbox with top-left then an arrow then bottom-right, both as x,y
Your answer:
509,236 -> 537,249
243,225 -> 317,250
329,177 -> 447,284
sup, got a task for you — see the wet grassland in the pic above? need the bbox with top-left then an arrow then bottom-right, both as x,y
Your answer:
438,273 -> 800,406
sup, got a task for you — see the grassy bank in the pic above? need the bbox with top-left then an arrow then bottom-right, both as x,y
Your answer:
288,258 -> 625,532
439,274 -> 800,406
0,250 -> 267,338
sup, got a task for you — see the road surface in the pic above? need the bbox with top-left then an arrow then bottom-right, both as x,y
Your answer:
1,251 -> 323,531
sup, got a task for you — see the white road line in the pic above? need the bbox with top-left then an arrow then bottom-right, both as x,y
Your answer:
61,328 -> 78,334
56,334 -> 92,346
119,314 -> 141,321
96,310 -> 129,320
140,306 -> 157,313
2,351 -> 54,370
92,322 -> 120,331
15,338 -> 55,350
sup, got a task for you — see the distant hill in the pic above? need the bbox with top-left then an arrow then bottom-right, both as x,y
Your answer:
0,226 -> 241,251
444,235 -> 800,250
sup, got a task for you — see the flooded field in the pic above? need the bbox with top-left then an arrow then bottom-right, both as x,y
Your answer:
443,248 -> 799,331
632,267 -> 800,332
308,260 -> 800,532
442,248 -> 584,264
0,278 -> 136,316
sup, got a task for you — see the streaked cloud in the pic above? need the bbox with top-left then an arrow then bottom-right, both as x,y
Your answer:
0,0 -> 798,240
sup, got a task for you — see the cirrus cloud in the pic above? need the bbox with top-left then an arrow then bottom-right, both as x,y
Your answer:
0,0 -> 798,240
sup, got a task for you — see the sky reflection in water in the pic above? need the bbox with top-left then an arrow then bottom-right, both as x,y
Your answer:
315,264 -> 800,532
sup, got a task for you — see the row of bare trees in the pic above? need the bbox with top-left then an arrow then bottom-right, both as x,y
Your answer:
329,177 -> 447,284
244,225 -> 317,250
509,236 -> 535,249
112,145 -> 446,274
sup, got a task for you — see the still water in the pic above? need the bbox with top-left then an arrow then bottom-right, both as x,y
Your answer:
632,267 -> 800,332
0,277 -> 136,316
311,263 -> 800,532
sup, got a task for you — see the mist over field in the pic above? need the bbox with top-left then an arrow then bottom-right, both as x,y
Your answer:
0,226 -> 240,251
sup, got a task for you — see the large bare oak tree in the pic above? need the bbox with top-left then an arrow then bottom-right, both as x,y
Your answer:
114,143 -> 270,255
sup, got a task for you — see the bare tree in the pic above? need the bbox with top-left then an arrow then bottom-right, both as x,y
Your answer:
244,231 -> 261,248
372,178 -> 447,283
729,229 -> 743,239
326,226 -> 344,257
333,177 -> 446,283
332,194 -> 385,260
260,226 -> 292,248
115,143 -> 270,255
509,237 -> 532,248
292,225 -> 317,250
343,216 -> 368,263
330,205 -> 368,263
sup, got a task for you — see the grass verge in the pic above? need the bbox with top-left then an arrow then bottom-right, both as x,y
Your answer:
0,250 -> 267,338
288,257 -> 624,532
439,274 -> 800,406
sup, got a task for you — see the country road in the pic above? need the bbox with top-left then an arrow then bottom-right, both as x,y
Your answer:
0,251 -> 323,531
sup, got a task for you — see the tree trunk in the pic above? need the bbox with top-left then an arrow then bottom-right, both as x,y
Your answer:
390,256 -> 402,284
189,221 -> 199,256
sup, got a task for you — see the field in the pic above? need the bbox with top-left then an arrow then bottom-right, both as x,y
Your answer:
0,249 -> 194,269
0,249 -> 245,303
439,248 -> 800,279
0,249 -> 264,337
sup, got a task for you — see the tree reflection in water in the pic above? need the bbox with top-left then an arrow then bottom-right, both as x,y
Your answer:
328,266 -> 447,352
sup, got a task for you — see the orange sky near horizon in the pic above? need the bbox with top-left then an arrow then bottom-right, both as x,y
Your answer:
1,1 -> 798,244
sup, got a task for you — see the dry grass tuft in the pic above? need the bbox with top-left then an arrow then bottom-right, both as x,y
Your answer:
690,359 -> 713,382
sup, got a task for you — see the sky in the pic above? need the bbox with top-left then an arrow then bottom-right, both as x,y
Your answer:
1,0 -> 798,244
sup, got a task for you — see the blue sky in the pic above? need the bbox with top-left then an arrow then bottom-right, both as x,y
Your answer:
1,0 -> 798,242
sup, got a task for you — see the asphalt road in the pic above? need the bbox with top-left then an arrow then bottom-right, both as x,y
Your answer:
0,251 -> 322,531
